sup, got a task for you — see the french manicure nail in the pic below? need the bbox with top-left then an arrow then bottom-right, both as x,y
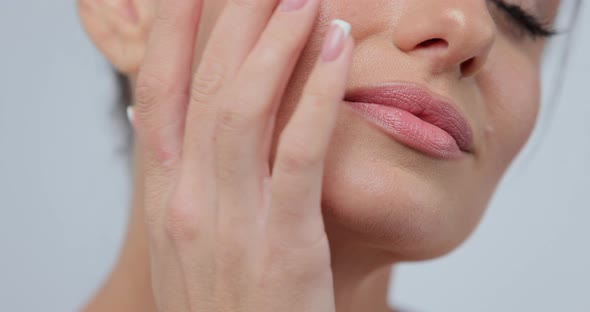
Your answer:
321,19 -> 351,62
127,105 -> 134,124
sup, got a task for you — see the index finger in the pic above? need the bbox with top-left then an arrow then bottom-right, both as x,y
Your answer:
133,0 -> 204,242
134,0 -> 204,168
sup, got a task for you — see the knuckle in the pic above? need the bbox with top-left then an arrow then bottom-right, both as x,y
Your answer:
135,72 -> 163,114
134,72 -> 187,168
218,104 -> 250,133
164,190 -> 201,243
135,72 -> 190,121
217,97 -> 266,133
253,44 -> 286,70
143,124 -> 182,169
141,72 -> 190,106
278,136 -> 323,173
191,55 -> 227,104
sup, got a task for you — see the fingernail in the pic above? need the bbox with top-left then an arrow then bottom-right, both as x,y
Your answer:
127,105 -> 135,125
321,19 -> 351,62
280,0 -> 308,12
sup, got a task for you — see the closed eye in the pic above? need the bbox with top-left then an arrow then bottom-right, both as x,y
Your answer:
489,0 -> 556,40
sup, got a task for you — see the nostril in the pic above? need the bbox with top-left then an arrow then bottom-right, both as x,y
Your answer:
417,38 -> 448,50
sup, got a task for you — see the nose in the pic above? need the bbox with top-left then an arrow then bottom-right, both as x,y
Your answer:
392,1 -> 496,78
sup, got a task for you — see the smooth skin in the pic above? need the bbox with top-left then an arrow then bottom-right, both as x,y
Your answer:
133,0 -> 352,311
78,0 -> 561,311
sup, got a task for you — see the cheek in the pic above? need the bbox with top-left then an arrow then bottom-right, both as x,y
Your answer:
273,24 -> 543,262
191,0 -> 543,261
480,43 -> 541,171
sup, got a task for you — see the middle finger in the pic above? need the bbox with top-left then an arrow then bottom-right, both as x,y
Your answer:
215,0 -> 322,229
181,0 -> 279,175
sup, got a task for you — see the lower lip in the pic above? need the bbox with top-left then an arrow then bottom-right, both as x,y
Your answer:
346,101 -> 464,159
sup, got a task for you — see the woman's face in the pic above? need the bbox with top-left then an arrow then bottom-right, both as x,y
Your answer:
84,0 -> 561,260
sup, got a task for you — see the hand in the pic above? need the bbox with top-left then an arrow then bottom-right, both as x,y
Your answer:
131,0 -> 353,310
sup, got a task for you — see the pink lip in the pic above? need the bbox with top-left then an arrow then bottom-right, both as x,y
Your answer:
344,83 -> 474,159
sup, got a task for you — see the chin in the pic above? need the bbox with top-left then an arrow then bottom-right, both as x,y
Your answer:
319,109 -> 498,261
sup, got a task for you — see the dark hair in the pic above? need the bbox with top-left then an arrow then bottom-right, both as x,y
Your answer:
539,0 -> 582,130
114,71 -> 133,157
116,71 -> 132,111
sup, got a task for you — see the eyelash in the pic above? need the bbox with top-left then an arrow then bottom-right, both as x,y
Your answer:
489,0 -> 556,39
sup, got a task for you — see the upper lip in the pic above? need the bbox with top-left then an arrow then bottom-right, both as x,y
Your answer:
344,82 -> 474,153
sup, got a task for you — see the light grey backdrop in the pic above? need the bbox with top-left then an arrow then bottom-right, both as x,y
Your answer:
0,1 -> 588,311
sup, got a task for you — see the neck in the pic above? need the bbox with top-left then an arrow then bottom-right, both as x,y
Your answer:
326,221 -> 397,312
